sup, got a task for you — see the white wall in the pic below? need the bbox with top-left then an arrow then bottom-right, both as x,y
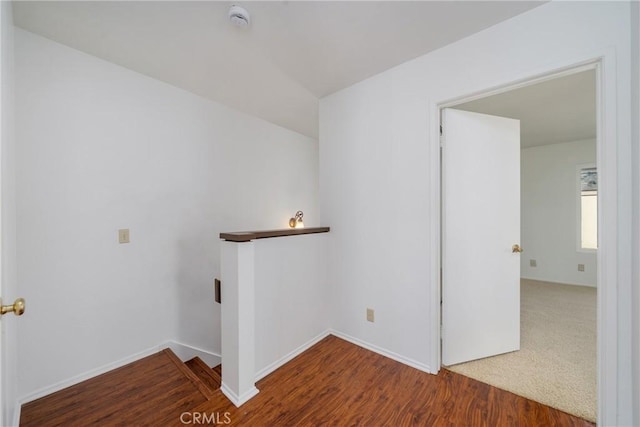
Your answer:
630,1 -> 640,425
521,139 -> 597,286
0,2 -> 19,425
15,28 -> 318,399
320,2 -> 633,424
254,233 -> 329,378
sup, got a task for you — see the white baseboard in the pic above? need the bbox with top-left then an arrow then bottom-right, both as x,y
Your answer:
330,330 -> 433,374
166,340 -> 221,368
255,329 -> 331,382
12,399 -> 21,427
17,342 -> 167,408
16,339 -> 221,414
521,276 -> 597,288
220,382 -> 259,407
14,332 -> 430,423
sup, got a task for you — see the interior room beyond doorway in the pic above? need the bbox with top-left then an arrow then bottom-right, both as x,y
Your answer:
443,69 -> 597,422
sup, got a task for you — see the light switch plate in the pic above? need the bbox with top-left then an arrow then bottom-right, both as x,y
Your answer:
118,229 -> 130,244
366,308 -> 374,322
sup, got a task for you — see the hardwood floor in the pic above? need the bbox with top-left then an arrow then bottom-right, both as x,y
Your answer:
185,357 -> 222,394
21,335 -> 595,426
192,335 -> 594,427
20,350 -> 211,426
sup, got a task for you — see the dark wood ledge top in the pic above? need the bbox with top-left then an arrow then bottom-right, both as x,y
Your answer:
220,227 -> 330,242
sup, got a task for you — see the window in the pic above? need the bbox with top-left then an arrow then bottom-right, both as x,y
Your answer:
579,166 -> 597,250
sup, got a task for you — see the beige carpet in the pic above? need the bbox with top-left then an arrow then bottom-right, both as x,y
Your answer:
447,279 -> 597,422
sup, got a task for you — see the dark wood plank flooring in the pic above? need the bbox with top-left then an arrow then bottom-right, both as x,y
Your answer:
21,335 -> 595,426
185,357 -> 222,393
20,350 -> 210,427
190,335 -> 595,427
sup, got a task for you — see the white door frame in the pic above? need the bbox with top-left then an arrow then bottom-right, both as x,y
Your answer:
429,54 -> 617,426
0,3 -> 5,424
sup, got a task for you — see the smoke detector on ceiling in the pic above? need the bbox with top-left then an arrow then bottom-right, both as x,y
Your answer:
229,5 -> 250,27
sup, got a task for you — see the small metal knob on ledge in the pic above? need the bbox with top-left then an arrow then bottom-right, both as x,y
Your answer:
1,298 -> 25,316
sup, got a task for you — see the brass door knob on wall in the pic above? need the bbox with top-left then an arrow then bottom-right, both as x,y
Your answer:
0,298 -> 25,316
512,244 -> 523,253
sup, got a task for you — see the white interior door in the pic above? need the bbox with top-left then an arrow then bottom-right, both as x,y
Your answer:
441,108 -> 521,366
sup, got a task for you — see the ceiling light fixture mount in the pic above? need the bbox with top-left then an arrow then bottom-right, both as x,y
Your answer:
228,5 -> 250,27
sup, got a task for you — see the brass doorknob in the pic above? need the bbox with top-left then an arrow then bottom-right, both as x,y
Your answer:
1,298 -> 25,316
512,244 -> 523,253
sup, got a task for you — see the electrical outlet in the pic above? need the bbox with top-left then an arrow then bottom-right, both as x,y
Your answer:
530,259 -> 537,267
118,229 -> 130,244
578,264 -> 585,272
366,308 -> 375,322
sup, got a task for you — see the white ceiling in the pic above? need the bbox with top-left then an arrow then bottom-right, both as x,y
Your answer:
454,70 -> 596,148
13,1 -> 546,138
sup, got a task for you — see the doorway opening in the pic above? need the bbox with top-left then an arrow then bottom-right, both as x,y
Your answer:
439,65 -> 599,423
